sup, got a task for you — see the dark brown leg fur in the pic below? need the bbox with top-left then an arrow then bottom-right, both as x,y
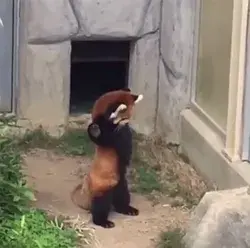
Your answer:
91,190 -> 115,228
112,177 -> 139,216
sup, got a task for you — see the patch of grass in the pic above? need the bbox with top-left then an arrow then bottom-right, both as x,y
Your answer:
0,209 -> 78,248
59,128 -> 94,156
0,137 -> 35,220
0,117 -> 84,248
157,229 -> 185,248
17,127 -> 94,156
17,128 -> 58,150
132,165 -> 162,194
131,154 -> 162,194
130,132 -> 205,208
168,184 -> 199,209
130,137 -> 162,194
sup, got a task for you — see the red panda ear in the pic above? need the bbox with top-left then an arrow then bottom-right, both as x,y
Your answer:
87,123 -> 101,138
132,94 -> 143,104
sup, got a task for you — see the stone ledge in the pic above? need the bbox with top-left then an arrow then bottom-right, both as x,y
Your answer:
180,108 -> 249,189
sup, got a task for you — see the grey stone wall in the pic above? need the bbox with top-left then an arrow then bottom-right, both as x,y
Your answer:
19,0 -> 195,142
156,0 -> 195,143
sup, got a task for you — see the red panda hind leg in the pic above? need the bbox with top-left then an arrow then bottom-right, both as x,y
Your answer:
112,177 -> 139,216
91,190 -> 115,228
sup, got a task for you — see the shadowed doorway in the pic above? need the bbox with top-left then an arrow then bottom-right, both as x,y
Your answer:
70,40 -> 130,115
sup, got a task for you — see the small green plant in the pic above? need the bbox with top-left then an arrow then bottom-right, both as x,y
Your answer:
0,137 -> 35,220
130,132 -> 206,208
130,133 -> 163,194
17,128 -> 58,150
0,209 -> 78,248
157,229 -> 185,248
0,116 -> 81,248
58,129 -> 94,156
131,164 -> 162,194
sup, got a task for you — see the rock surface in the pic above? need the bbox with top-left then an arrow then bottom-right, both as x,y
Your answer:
184,187 -> 250,248
19,42 -> 71,127
27,0 -> 78,44
26,0 -> 160,42
137,0 -> 161,36
156,0 -> 194,143
72,0 -> 152,38
129,32 -> 160,135
157,58 -> 186,142
160,0 -> 194,79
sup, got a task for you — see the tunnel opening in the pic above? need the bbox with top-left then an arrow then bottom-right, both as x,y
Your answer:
70,40 -> 130,115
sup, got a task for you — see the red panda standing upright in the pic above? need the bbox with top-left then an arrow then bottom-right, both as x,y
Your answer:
71,88 -> 143,228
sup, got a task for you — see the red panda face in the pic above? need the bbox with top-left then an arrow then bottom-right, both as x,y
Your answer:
109,94 -> 143,126
92,89 -> 143,126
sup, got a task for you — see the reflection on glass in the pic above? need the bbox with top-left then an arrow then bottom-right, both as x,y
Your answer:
195,0 -> 233,130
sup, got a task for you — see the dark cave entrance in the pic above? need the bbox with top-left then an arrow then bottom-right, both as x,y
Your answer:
70,40 -> 130,115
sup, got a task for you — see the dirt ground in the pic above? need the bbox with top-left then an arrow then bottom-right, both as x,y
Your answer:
22,149 -> 191,248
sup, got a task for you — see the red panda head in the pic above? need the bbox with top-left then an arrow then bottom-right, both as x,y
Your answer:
92,88 -> 143,126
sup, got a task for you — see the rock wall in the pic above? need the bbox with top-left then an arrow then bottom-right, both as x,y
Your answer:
156,0 -> 195,143
19,0 -> 195,142
129,32 -> 160,135
27,0 -> 159,43
19,42 -> 71,126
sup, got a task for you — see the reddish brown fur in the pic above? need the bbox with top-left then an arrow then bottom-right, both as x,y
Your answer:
72,90 -> 139,210
71,147 -> 119,210
92,90 -> 137,121
89,146 -> 119,196
88,90 -> 139,196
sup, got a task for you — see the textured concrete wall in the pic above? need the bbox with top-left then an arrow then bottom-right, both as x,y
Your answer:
18,0 -> 195,141
155,0 -> 195,143
129,32 -> 160,135
19,0 -> 161,131
19,42 -> 71,126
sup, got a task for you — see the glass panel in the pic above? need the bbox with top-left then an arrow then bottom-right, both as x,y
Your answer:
195,0 -> 234,130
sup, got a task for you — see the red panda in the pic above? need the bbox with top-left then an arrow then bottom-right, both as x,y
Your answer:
71,88 -> 143,228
